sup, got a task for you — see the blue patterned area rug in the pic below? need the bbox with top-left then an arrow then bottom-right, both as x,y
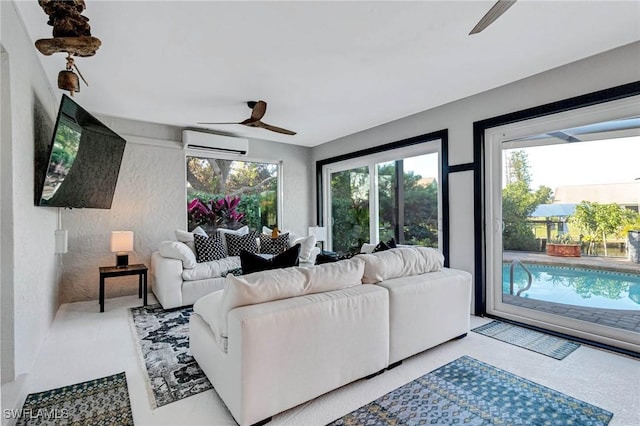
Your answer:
328,356 -> 612,425
472,320 -> 580,360
16,372 -> 132,426
129,304 -> 212,407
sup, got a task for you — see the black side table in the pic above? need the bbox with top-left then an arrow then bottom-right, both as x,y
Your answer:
98,264 -> 148,312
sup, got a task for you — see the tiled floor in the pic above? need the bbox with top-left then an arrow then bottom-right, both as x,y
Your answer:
7,294 -> 640,426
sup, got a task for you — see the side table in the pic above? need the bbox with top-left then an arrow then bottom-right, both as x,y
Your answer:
98,264 -> 148,312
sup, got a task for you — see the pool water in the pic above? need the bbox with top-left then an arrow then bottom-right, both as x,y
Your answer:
502,263 -> 640,310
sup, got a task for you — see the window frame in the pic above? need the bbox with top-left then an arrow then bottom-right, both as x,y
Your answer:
315,130 -> 449,264
185,149 -> 283,230
472,82 -> 640,356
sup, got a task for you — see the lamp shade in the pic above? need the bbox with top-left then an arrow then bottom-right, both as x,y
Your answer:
111,231 -> 134,253
308,226 -> 327,242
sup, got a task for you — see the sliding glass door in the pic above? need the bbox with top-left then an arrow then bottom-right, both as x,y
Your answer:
323,143 -> 441,254
484,96 -> 640,352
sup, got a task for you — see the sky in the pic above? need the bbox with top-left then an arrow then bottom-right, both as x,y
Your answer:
381,135 -> 639,192
505,136 -> 640,190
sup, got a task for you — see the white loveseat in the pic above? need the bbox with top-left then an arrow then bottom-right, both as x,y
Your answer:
151,227 -> 320,309
190,247 -> 471,426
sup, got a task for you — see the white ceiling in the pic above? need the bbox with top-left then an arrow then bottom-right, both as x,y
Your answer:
14,1 -> 640,147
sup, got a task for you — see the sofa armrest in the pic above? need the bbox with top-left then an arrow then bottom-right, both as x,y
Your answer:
151,251 -> 184,309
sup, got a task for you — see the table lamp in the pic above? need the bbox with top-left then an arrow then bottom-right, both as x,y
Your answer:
111,231 -> 134,268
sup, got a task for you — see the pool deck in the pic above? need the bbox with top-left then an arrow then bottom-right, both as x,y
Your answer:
503,251 -> 640,273
502,251 -> 640,333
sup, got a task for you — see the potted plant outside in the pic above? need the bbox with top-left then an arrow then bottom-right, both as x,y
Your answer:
546,234 -> 581,257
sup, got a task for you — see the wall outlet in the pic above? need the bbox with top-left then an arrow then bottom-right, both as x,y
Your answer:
55,229 -> 68,254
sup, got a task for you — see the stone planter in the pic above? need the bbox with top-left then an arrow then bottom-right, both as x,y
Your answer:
546,243 -> 581,257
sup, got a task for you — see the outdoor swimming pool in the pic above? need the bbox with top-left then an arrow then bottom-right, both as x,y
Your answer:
502,263 -> 640,310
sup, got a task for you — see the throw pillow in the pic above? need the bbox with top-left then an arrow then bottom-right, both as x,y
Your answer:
386,238 -> 397,248
263,226 -> 317,261
373,241 -> 390,252
175,226 -> 208,254
158,240 -> 197,269
217,225 -> 250,254
225,267 -> 244,277
193,233 -> 226,263
315,251 -> 340,265
259,233 -> 290,255
225,231 -> 258,256
240,243 -> 301,274
290,235 -> 316,261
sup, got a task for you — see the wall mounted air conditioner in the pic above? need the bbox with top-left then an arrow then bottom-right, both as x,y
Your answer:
182,130 -> 249,155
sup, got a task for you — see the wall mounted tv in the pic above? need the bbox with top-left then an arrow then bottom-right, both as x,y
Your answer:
36,94 -> 126,209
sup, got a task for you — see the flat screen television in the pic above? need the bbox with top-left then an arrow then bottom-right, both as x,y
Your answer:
36,94 -> 126,209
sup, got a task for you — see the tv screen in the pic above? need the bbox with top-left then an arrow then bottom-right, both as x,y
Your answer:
37,95 -> 126,209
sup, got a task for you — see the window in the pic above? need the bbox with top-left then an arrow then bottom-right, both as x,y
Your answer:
322,141 -> 442,254
186,156 -> 280,232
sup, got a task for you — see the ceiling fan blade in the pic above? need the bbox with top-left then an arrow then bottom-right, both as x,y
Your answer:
249,100 -> 267,121
197,122 -> 240,125
469,0 -> 517,35
254,121 -> 297,135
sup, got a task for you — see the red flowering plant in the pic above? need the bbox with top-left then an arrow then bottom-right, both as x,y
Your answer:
187,195 -> 246,231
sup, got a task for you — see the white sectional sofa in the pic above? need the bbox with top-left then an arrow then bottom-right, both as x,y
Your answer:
190,246 -> 472,426
151,227 -> 320,309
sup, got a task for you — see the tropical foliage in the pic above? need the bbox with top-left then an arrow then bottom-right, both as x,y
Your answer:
502,151 -> 553,251
186,157 -> 278,231
570,201 -> 638,255
330,163 -> 439,254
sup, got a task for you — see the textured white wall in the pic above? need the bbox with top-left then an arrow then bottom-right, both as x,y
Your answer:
1,0 -> 60,383
59,118 -> 313,303
311,42 -> 640,313
60,140 -> 186,303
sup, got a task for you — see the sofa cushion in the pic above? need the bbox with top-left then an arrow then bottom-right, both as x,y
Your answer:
358,247 -> 444,284
241,243 -> 300,274
182,256 -> 241,281
219,258 -> 365,337
194,234 -> 227,263
259,232 -> 290,255
175,226 -> 208,254
225,231 -> 258,256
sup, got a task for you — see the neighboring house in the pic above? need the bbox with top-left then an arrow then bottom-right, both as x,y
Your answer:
553,182 -> 640,212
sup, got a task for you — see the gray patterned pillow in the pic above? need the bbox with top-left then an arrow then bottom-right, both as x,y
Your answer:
194,234 -> 226,263
225,231 -> 258,256
259,233 -> 290,255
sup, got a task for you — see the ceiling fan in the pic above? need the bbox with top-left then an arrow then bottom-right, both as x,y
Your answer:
198,100 -> 297,135
469,0 -> 517,35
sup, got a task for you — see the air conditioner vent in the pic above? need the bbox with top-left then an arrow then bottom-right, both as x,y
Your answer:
182,130 -> 248,155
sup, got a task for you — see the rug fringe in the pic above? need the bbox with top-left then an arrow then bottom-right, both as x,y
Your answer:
127,307 -> 159,409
